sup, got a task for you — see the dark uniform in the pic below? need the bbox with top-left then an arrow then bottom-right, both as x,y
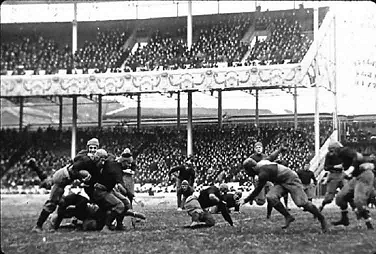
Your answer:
168,162 -> 196,209
118,143 -> 148,204
243,159 -> 327,232
212,192 -> 242,214
247,146 -> 289,218
249,149 -> 281,206
118,148 -> 138,206
184,186 -> 233,228
93,159 -> 131,231
177,185 -> 195,209
32,155 -> 100,232
52,192 -> 106,231
297,166 -> 317,202
51,156 -> 102,231
332,147 -> 374,229
319,150 -> 347,211
93,158 -> 145,231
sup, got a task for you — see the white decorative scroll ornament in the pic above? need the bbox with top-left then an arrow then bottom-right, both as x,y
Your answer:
1,65 -> 303,97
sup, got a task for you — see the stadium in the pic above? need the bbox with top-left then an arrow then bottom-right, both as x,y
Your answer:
1,1 -> 376,253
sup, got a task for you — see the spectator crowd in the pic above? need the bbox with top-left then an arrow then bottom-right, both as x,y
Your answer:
1,8 -> 326,75
1,121 -> 341,191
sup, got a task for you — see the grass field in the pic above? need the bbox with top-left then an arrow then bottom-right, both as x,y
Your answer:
1,193 -> 376,254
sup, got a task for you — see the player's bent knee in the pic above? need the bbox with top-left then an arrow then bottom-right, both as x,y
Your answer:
121,197 -> 132,211
83,219 -> 98,231
191,211 -> 201,222
335,195 -> 346,208
113,201 -> 125,214
201,212 -> 215,226
266,196 -> 278,206
324,193 -> 335,203
255,199 -> 266,206
44,201 -> 58,213
354,198 -> 368,209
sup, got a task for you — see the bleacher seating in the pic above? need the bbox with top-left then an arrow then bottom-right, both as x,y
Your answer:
1,121 -> 337,189
1,7 -> 329,75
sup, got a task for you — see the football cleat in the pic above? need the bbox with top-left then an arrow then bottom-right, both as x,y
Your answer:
282,216 -> 295,229
319,218 -> 328,233
331,217 -> 349,226
31,226 -> 43,233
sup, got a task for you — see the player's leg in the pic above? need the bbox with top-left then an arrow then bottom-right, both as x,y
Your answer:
52,193 -> 85,230
199,211 -> 215,227
184,195 -> 208,228
332,178 -> 356,226
320,173 -> 341,211
32,182 -> 65,232
93,188 -> 125,232
266,201 -> 273,219
176,178 -> 182,210
285,178 -> 327,232
353,165 -> 374,230
307,184 -> 316,203
254,186 -> 267,206
266,185 -> 295,229
282,192 -> 290,210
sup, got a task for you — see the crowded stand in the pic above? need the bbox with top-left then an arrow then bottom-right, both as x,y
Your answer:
1,121 -> 338,192
0,29 -> 131,75
246,17 -> 312,65
1,7 -> 328,75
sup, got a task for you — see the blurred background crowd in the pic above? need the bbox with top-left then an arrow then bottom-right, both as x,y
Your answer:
1,120 -> 374,193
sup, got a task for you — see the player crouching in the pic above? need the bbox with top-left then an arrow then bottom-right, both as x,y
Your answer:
183,185 -> 234,228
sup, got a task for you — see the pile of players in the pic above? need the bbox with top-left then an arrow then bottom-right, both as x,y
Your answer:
30,138 -> 146,233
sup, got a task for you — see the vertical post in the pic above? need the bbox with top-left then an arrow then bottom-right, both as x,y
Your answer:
98,95 -> 102,129
136,4 -> 138,19
177,91 -> 181,129
0,98 -> 2,129
137,93 -> 141,131
19,97 -> 24,131
72,2 -> 78,54
217,0 -> 220,14
255,89 -> 259,130
187,91 -> 193,157
333,14 -> 339,139
59,96 -> 63,131
217,90 -> 222,128
294,85 -> 298,130
314,7 -> 320,158
337,117 -> 342,143
176,1 -> 179,17
71,96 -> 77,159
187,0 -> 193,50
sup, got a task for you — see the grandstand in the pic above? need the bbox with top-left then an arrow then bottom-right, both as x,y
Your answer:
1,1 -> 376,191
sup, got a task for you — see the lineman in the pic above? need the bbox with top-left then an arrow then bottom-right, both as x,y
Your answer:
330,146 -> 375,230
184,185 -> 234,228
241,158 -> 328,233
